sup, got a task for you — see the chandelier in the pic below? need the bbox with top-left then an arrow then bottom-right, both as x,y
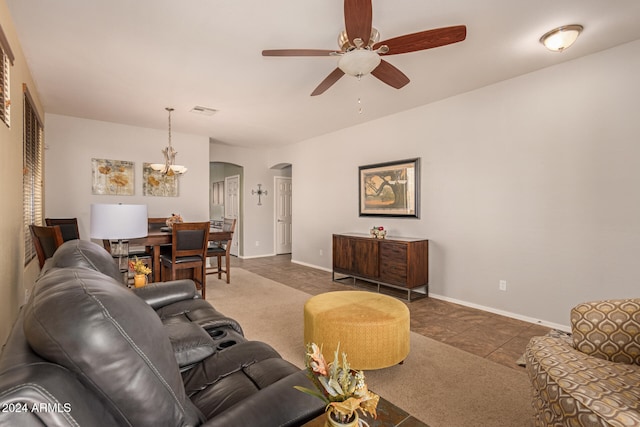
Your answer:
150,107 -> 188,175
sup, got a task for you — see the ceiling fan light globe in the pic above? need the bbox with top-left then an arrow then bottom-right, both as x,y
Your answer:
338,49 -> 381,76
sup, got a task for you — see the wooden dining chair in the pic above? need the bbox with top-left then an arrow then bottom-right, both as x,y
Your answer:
160,222 -> 210,297
206,218 -> 236,283
30,224 -> 64,268
45,218 -> 80,242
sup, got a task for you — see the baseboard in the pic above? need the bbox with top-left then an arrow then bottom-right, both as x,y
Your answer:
239,252 -> 277,260
291,258 -> 332,272
288,259 -> 571,332
429,292 -> 571,332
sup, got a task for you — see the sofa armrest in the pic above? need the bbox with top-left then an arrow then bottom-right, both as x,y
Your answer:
202,370 -> 324,427
571,298 -> 640,365
526,335 -> 640,426
132,279 -> 198,309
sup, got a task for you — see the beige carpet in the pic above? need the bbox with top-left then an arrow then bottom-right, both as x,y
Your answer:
206,269 -> 534,427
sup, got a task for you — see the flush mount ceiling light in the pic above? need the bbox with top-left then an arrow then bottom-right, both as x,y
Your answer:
150,107 -> 188,176
540,25 -> 583,52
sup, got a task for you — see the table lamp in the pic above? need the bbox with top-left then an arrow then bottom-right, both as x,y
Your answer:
90,203 -> 148,284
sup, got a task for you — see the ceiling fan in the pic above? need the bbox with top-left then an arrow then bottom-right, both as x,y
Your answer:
262,0 -> 467,96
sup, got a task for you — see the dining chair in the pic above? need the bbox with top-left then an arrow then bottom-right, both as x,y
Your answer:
206,218 -> 236,284
30,224 -> 64,268
147,217 -> 173,255
45,218 -> 80,242
160,221 -> 210,297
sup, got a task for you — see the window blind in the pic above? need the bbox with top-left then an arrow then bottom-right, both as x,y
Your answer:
0,24 -> 14,127
23,86 -> 43,264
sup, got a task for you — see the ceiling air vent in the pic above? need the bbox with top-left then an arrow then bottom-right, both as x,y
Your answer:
190,106 -> 218,116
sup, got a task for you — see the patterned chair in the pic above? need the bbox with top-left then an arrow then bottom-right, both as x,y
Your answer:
525,299 -> 640,427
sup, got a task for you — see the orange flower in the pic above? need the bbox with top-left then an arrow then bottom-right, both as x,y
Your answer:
308,343 -> 328,376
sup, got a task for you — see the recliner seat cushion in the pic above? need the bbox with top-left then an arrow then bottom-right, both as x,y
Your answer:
181,341 -> 301,419
23,268 -> 203,426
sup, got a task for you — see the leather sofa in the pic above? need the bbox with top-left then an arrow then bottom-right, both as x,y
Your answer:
0,240 -> 324,426
525,299 -> 640,427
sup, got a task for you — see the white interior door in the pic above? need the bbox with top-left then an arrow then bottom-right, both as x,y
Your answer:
275,177 -> 292,254
224,175 -> 240,256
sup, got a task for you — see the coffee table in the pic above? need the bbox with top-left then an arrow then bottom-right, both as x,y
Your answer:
302,395 -> 429,427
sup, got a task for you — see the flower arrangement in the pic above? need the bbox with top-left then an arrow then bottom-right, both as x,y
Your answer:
166,213 -> 183,228
370,226 -> 386,239
128,257 -> 151,276
295,343 -> 379,424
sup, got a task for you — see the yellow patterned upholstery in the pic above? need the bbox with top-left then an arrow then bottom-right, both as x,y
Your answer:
571,299 -> 640,365
303,291 -> 410,370
526,299 -> 640,427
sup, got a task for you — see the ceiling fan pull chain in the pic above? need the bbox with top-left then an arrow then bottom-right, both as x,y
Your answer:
357,75 -> 364,114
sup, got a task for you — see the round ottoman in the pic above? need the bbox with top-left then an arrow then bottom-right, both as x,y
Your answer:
303,291 -> 410,370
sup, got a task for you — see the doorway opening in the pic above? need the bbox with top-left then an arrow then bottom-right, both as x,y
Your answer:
210,162 -> 242,257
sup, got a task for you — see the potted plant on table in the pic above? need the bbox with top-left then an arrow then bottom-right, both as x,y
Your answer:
129,257 -> 151,288
295,343 -> 379,427
166,213 -> 183,229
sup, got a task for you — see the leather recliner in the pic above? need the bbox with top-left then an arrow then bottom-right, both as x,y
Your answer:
0,240 -> 324,426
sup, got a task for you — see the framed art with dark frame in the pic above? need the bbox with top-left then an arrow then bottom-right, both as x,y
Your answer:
359,158 -> 420,218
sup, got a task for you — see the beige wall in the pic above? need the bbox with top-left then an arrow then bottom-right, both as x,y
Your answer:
43,114 -> 211,241
267,39 -> 640,328
3,0 -> 638,338
0,0 -> 44,344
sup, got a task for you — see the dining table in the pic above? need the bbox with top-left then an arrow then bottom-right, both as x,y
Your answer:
129,228 -> 233,283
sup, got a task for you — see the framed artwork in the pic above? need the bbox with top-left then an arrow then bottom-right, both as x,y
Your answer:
91,158 -> 134,195
359,158 -> 420,218
142,163 -> 178,197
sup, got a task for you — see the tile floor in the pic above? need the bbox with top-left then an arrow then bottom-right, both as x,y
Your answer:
230,254 -> 551,371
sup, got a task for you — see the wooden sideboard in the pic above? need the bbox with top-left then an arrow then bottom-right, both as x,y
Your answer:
332,233 -> 429,301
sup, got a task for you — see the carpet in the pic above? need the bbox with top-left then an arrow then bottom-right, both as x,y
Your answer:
206,269 -> 534,427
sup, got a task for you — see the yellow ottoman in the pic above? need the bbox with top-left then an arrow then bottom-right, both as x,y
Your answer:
303,291 -> 410,370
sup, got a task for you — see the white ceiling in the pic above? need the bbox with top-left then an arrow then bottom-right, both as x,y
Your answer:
7,0 -> 640,148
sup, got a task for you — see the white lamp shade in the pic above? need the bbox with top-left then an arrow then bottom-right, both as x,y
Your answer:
90,204 -> 148,239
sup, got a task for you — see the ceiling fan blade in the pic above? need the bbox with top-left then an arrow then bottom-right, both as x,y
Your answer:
262,49 -> 338,57
374,25 -> 467,55
344,0 -> 372,46
311,68 -> 345,96
371,60 -> 410,89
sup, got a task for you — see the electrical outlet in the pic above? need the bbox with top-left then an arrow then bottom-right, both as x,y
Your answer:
319,249 -> 323,256
499,280 -> 507,291
255,241 -> 260,247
